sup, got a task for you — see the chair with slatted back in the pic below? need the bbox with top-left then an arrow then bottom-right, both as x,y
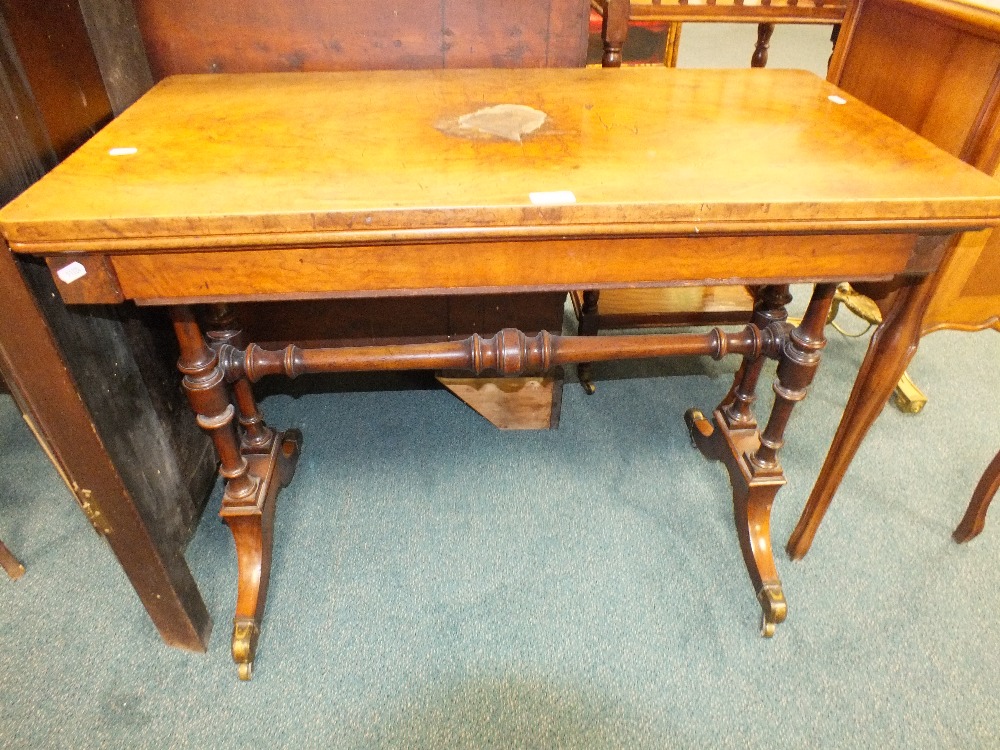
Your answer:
594,0 -> 847,68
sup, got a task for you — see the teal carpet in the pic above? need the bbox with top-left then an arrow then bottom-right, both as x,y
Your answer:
1,293 -> 999,748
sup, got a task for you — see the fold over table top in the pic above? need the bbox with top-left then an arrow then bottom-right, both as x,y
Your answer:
2,67 -> 999,254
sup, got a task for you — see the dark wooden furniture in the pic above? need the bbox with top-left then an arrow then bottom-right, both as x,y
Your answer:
786,0 -> 1000,560
954,448 -> 1000,543
593,0 -> 846,68
2,67 -> 997,679
0,0 -> 215,650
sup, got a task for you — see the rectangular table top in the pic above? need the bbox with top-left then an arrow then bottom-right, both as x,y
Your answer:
2,67 -> 999,256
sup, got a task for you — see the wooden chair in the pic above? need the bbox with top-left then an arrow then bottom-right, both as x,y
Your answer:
593,0 -> 847,68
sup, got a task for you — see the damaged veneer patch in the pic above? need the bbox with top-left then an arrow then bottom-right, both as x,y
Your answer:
437,104 -> 547,142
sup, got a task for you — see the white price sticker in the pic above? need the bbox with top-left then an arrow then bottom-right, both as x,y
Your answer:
529,190 -> 577,206
56,262 -> 88,284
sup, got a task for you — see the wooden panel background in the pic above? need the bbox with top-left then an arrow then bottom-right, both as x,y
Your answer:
134,0 -> 591,77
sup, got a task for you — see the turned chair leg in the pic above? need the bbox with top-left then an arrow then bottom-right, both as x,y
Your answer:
601,0 -> 630,67
954,448 -> 1000,543
752,23 -> 774,68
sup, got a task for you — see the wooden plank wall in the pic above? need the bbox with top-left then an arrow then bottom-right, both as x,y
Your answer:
134,0 -> 590,77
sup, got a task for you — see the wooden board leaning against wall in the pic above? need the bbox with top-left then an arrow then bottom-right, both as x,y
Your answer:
0,0 -> 215,650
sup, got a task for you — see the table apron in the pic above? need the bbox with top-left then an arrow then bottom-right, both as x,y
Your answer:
46,232 -> 926,305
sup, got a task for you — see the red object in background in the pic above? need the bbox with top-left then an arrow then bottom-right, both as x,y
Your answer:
589,7 -> 670,32
588,7 -> 670,65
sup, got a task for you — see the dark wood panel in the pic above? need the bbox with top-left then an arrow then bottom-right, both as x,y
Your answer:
77,0 -> 154,114
0,247 -> 212,650
0,0 -> 112,157
239,293 -> 567,349
133,0 -> 590,77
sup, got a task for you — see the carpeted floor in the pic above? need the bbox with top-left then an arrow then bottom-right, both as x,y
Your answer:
2,23 -> 999,750
1,287 -> 999,748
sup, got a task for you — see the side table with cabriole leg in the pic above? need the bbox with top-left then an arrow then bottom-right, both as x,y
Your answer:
954,449 -> 1000,543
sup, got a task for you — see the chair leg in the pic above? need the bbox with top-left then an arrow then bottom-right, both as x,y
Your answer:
601,0 -> 630,67
663,23 -> 682,67
954,449 -> 1000,543
752,23 -> 774,68
577,290 -> 600,395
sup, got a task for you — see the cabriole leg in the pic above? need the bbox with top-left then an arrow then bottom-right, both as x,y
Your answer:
787,272 -> 939,560
954,448 -> 1000,543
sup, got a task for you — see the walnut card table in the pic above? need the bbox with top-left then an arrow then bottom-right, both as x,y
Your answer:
2,68 -> 998,680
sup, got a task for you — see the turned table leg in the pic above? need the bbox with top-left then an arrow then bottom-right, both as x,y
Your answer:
954,448 -> 1000,543
787,272 -> 938,560
171,306 -> 301,681
719,285 -> 790,420
687,283 -> 836,636
601,0 -> 629,68
204,303 -> 276,454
